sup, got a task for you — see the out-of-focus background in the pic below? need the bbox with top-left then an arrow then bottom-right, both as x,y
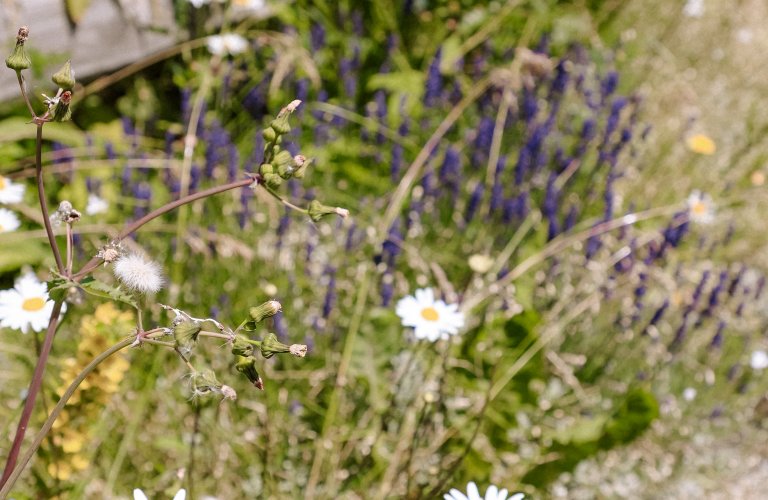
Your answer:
1,0 -> 768,498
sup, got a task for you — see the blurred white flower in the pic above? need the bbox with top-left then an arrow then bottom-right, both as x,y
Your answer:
0,175 -> 25,204
683,0 -> 704,17
0,272 -> 65,333
683,387 -> 697,401
133,488 -> 187,500
114,253 -> 164,294
444,481 -> 524,500
207,33 -> 249,56
0,208 -> 20,233
85,193 -> 109,215
232,0 -> 269,16
396,288 -> 464,341
751,350 -> 768,370
686,190 -> 715,224
468,254 -> 494,274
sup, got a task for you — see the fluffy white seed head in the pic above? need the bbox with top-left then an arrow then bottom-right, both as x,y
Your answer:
113,253 -> 164,295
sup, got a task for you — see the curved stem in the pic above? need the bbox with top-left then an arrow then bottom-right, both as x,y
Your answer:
73,176 -> 256,279
262,186 -> 308,214
0,336 -> 133,497
15,71 -> 36,118
0,301 -> 63,491
35,123 -> 65,274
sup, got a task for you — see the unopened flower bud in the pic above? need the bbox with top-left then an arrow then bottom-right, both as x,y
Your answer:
270,100 -> 301,135
259,163 -> 274,175
259,332 -> 291,359
51,90 -> 72,122
308,200 -> 349,222
292,156 -> 312,179
235,356 -> 264,390
173,319 -> 201,351
191,369 -> 221,396
263,173 -> 282,189
52,59 -> 76,90
250,300 -> 282,323
231,335 -> 255,357
262,126 -> 277,142
5,26 -> 31,71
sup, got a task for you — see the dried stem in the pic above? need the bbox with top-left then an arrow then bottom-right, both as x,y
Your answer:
35,123 -> 65,274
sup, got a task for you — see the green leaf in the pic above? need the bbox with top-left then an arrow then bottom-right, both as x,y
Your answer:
0,240 -> 49,273
46,275 -> 71,303
599,386 -> 659,448
79,276 -> 139,309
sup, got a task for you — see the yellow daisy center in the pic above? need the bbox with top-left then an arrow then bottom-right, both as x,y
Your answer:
0,223 -> 4,232
420,307 -> 440,322
22,297 -> 45,312
0,177 -> 6,189
686,134 -> 716,155
691,202 -> 707,215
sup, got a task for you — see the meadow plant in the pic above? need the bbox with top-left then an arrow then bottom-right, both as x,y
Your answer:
0,25 -> 347,497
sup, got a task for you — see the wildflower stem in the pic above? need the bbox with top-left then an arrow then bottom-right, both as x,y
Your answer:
199,330 -> 235,341
73,176 -> 256,279
15,71 -> 36,118
262,186 -> 308,214
0,300 -> 64,490
0,335 -> 134,496
482,86 -> 513,216
35,123 -> 65,274
171,70 -> 213,303
142,339 -> 176,348
65,222 -> 73,275
306,269 -> 371,498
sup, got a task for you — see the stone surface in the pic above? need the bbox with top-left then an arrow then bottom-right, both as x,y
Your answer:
0,0 -> 176,101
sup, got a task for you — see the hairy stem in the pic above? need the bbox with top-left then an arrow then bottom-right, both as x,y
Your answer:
15,71 -> 36,118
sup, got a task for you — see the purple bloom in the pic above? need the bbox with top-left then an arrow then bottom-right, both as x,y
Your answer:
709,321 -> 725,349
322,267 -> 337,319
424,47 -> 443,107
465,183 -> 484,223
600,70 -> 619,103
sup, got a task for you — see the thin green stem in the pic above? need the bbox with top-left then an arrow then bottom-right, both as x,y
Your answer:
15,71 -> 36,118
262,185 -> 308,214
305,270 -> 371,498
35,123 -> 65,274
0,335 -> 132,497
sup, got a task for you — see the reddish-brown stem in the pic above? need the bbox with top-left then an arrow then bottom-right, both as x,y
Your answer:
15,71 -> 36,118
35,123 -> 65,274
0,300 -> 63,488
73,176 -> 257,279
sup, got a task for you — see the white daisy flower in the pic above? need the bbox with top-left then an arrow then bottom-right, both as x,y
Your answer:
0,272 -> 65,334
686,190 -> 715,224
683,0 -> 704,18
751,350 -> 768,370
0,175 -> 25,204
396,288 -> 464,341
232,0 -> 269,16
0,208 -> 20,233
85,193 -> 109,215
113,253 -> 164,295
134,488 -> 187,500
207,33 -> 249,56
444,481 -> 524,500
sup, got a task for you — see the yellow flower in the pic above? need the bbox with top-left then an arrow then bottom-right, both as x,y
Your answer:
685,134 -> 716,155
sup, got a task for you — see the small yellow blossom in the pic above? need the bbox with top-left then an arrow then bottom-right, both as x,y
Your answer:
685,134 -> 716,155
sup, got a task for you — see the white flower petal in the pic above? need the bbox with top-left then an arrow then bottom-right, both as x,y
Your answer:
173,489 -> 188,500
445,489 -> 469,500
133,489 -> 149,500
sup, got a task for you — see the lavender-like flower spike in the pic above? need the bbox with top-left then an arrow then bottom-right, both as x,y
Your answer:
424,47 -> 443,107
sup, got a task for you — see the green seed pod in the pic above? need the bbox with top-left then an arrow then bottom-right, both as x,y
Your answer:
231,335 -> 255,357
269,117 -> 291,135
263,173 -> 283,189
259,163 -> 274,175
5,26 -> 30,71
173,319 -> 201,351
51,91 -> 73,122
292,155 -> 311,179
250,300 -> 282,323
262,126 -> 277,142
308,200 -> 350,222
235,356 -> 264,390
259,332 -> 290,359
191,369 -> 221,396
52,59 -> 75,90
